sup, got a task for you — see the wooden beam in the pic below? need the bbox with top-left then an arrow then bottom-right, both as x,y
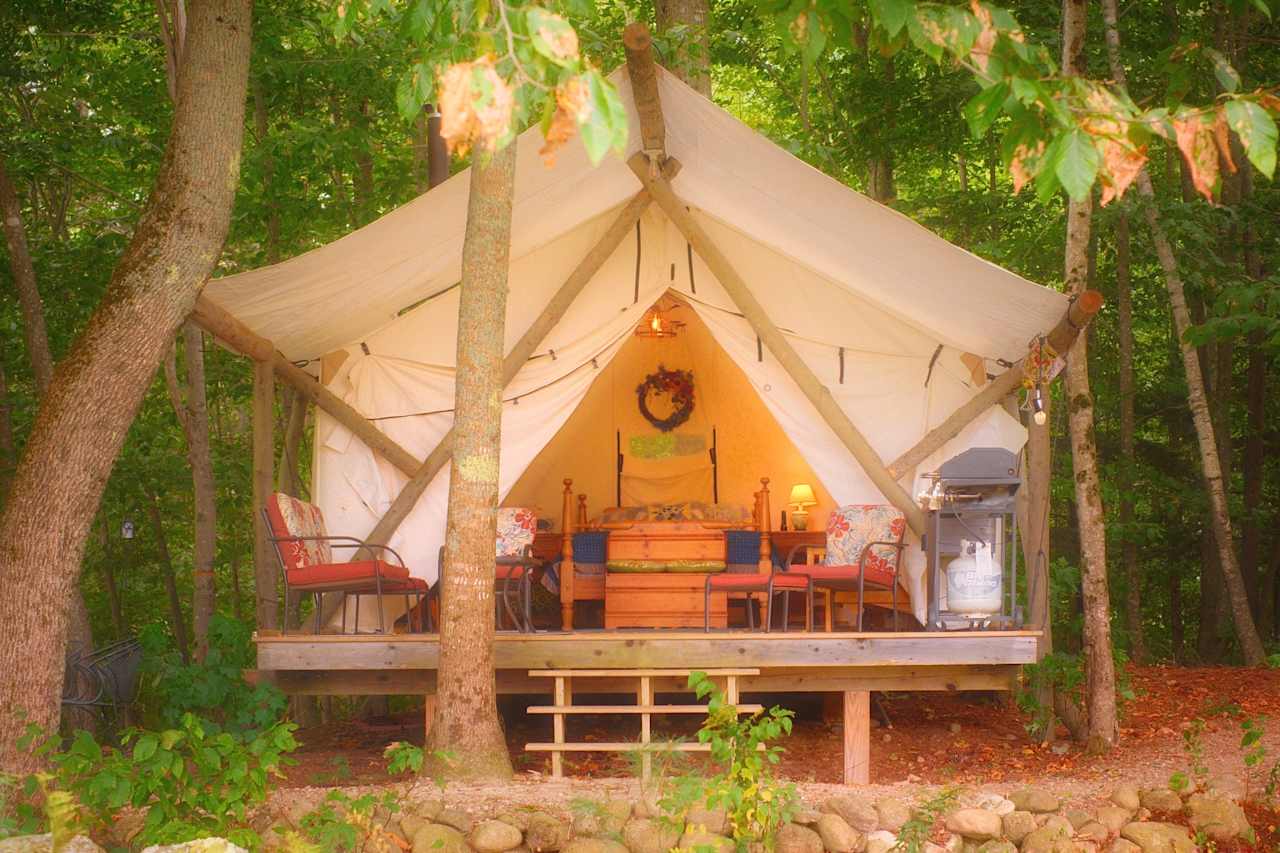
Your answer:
885,290 -> 1104,479
843,690 -> 870,784
623,23 -> 666,160
252,360 -> 278,630
628,153 -> 928,536
192,295 -> 422,477
359,179 -> 677,553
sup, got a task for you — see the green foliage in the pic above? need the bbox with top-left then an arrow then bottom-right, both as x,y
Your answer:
20,713 -> 297,848
891,787 -> 959,853
138,614 -> 287,735
298,789 -> 402,852
659,672 -> 797,851
1170,718 -> 1208,793
1017,650 -> 1135,738
0,774 -> 44,840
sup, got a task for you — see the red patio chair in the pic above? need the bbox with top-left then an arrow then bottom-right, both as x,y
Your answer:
263,493 -> 428,634
704,571 -> 814,632
783,505 -> 908,631
431,507 -> 541,632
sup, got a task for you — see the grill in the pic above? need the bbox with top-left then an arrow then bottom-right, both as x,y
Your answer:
920,447 -> 1022,630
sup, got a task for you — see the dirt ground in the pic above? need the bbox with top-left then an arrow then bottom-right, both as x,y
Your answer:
276,665 -> 1280,847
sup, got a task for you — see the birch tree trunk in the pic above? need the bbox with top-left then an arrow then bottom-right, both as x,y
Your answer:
425,143 -> 517,781
0,0 -> 252,771
1116,213 -> 1144,662
1061,0 -> 1117,752
1099,0 -> 1267,666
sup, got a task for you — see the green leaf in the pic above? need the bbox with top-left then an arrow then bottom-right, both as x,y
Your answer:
963,82 -> 1008,138
1204,48 -> 1240,93
1225,99 -> 1277,178
527,8 -> 578,67
1055,129 -> 1100,201
133,734 -> 158,762
1245,0 -> 1272,18
869,0 -> 913,37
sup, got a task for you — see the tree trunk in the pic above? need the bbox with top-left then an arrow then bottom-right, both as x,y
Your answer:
425,143 -> 517,781
98,521 -> 126,640
1116,213 -> 1144,662
1099,0 -> 1267,667
654,0 -> 711,96
148,492 -> 191,664
0,156 -> 55,396
1061,0 -> 1118,752
1170,567 -> 1184,663
229,549 -> 244,623
0,0 -> 252,771
0,364 -> 13,493
277,390 -> 307,497
1239,160 -> 1266,631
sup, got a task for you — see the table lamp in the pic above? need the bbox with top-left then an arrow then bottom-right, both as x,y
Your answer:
788,483 -> 817,531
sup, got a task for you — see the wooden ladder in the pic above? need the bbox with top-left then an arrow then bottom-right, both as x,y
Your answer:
524,668 -> 762,779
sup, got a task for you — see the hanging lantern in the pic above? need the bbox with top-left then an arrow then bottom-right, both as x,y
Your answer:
635,305 -> 685,338
121,519 -> 135,540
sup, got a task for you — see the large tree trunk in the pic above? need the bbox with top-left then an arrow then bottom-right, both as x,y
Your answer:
165,324 -> 217,661
0,364 -> 13,493
1116,212 -> 1144,662
1099,0 -> 1266,667
1061,0 -> 1117,752
425,143 -> 517,781
654,0 -> 711,96
0,157 -> 55,396
0,0 -> 252,771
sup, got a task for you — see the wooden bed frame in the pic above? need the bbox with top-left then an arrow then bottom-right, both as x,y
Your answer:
533,478 -> 774,630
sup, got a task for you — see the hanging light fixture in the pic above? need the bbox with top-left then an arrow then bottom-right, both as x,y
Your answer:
635,303 -> 685,338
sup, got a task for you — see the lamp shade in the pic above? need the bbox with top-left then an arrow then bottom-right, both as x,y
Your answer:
788,483 -> 817,507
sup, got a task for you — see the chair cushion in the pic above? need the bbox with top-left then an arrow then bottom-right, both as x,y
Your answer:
265,493 -> 332,570
496,507 -> 537,557
286,560 -> 410,589
707,573 -> 768,590
825,505 -> 906,580
606,560 -> 727,574
789,562 -> 897,589
495,563 -> 533,580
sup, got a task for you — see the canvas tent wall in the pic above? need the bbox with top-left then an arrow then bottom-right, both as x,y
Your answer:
202,66 -> 1069,628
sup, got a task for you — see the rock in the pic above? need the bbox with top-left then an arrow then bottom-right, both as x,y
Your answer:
0,835 -> 53,853
526,813 -> 570,852
1009,789 -> 1060,814
632,791 -> 661,819
413,799 -> 446,821
1119,822 -> 1195,853
792,806 -> 822,826
940,834 -> 963,853
622,818 -> 681,853
824,794 -> 879,832
1,837 -> 106,853
865,830 -> 898,853
500,811 -> 533,832
438,808 -> 477,834
469,820 -> 523,853
1064,809 -> 1093,831
1042,816 -> 1074,838
815,813 -> 865,853
140,842 -> 247,853
572,800 -> 630,838
874,799 -> 911,833
403,814 -> 430,841
413,823 -> 472,853
1019,824 -> 1078,853
1185,793 -> 1253,843
678,829 -> 734,853
975,842 -> 1017,853
775,823 -> 824,853
1095,806 -> 1131,833
1110,786 -> 1140,813
559,840 -> 629,853
1108,841 -> 1141,853
687,803 -> 729,836
1136,789 -> 1181,815
944,809 -> 1002,841
1076,822 -> 1110,843
1002,811 -> 1036,844
950,723 -> 962,734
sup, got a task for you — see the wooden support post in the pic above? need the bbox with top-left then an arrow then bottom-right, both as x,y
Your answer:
252,359 -> 278,630
561,479 -> 576,631
639,675 -> 653,780
192,296 -> 422,477
623,23 -> 666,160
423,693 -> 438,740
552,675 -> 569,778
843,690 -> 870,785
629,153 -> 927,536
757,477 -> 771,573
885,290 -> 1104,480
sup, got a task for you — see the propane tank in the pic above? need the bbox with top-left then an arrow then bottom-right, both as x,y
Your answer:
945,539 -> 1003,617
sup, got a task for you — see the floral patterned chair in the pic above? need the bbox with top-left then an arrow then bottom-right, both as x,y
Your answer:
264,493 -> 428,634
781,505 -> 908,631
433,507 -> 541,632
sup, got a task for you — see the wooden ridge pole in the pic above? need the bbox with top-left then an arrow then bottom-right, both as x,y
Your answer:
885,290 -> 1104,479
192,295 -> 422,477
359,178 -> 677,554
628,152 -> 928,536
623,23 -> 665,160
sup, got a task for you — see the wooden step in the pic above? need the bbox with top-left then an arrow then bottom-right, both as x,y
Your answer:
528,668 -> 759,677
525,742 -> 714,752
526,704 -> 764,715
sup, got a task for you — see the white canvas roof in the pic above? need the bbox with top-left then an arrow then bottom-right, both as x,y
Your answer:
204,68 -> 1068,626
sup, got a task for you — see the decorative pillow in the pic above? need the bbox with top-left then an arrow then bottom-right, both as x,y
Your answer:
825,505 -> 907,579
607,559 -> 727,574
496,507 -> 538,557
265,493 -> 332,571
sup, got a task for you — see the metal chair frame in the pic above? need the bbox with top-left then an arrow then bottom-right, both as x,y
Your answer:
62,638 -> 143,726
434,544 -> 539,633
785,539 -> 907,631
703,573 -> 814,632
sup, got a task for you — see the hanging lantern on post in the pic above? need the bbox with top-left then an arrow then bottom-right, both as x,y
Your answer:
121,519 -> 135,540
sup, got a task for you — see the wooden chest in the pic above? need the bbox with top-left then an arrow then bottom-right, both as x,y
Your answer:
604,573 -> 728,629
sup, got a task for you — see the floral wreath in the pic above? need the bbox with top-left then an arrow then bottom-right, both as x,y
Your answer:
636,365 -> 695,433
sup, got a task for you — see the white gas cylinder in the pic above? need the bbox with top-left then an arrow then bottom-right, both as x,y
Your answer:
945,539 -> 1003,616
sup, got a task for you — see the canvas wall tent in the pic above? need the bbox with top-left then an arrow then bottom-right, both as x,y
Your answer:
203,63 -> 1072,628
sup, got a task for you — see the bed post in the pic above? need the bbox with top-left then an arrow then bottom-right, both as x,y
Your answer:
758,478 -> 772,574
577,494 -> 588,528
561,479 -> 576,631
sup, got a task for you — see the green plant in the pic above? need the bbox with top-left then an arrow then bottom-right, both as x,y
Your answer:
1238,716 -> 1280,806
299,790 -> 403,852
0,774 -> 43,839
138,614 -> 288,736
1017,649 -> 1135,739
892,788 -> 959,853
22,711 -> 297,848
659,672 -> 797,852
1170,718 -> 1208,794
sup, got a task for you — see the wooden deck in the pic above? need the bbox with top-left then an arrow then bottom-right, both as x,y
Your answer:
253,629 -> 1038,696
